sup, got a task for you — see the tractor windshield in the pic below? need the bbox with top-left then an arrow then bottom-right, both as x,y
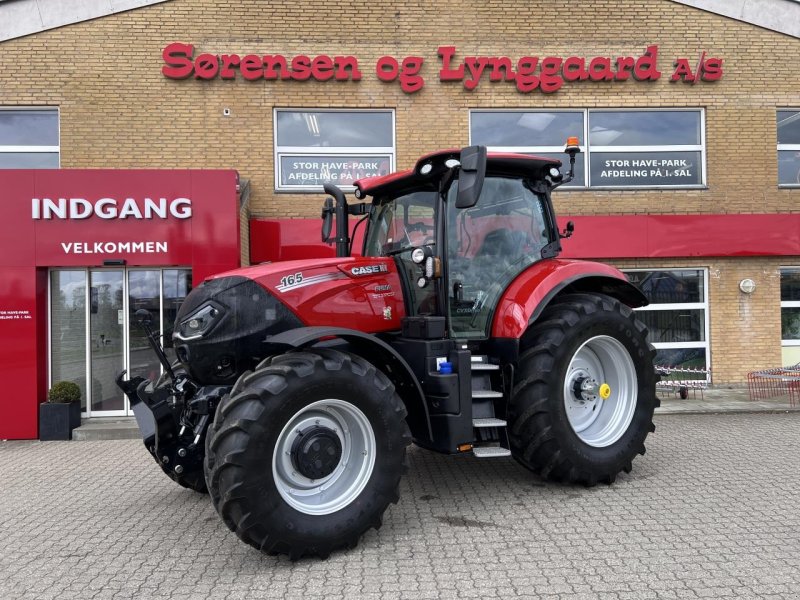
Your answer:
447,176 -> 553,338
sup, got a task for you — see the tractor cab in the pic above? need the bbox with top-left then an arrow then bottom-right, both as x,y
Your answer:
326,142 -> 578,340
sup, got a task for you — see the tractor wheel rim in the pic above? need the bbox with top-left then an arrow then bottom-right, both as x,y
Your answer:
563,335 -> 637,448
272,399 -> 376,516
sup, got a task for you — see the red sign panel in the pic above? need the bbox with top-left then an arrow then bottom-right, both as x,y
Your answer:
0,169 -> 240,440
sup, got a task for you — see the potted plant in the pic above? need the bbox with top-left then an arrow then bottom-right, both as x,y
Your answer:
39,381 -> 82,441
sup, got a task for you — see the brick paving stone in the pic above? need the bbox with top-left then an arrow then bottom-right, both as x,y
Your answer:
2,414 -> 800,598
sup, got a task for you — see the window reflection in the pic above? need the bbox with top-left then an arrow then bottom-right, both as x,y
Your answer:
276,111 -> 393,147
589,111 -> 701,146
50,271 -> 87,410
777,111 -> 800,145
0,109 -> 59,146
471,111 -> 583,147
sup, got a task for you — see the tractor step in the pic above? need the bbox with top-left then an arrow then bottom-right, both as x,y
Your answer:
472,390 -> 503,399
473,418 -> 506,428
472,446 -> 511,458
471,362 -> 499,371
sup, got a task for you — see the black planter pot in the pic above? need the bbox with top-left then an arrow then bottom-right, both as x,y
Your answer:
39,401 -> 81,441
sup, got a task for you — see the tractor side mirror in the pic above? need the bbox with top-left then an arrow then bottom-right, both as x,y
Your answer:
455,145 -> 487,209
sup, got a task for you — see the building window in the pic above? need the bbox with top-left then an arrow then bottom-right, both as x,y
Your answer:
470,108 -> 705,189
778,110 -> 800,187
274,109 -> 395,192
0,108 -> 59,168
469,111 -> 586,187
780,267 -> 800,365
624,268 -> 710,378
588,110 -> 704,188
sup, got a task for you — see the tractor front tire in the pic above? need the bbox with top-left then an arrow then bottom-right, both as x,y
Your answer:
204,348 -> 410,559
509,293 -> 659,485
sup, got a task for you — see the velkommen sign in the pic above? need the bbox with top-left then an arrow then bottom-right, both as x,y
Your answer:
162,43 -> 723,93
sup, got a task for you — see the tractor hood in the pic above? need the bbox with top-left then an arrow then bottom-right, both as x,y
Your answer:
173,257 -> 405,384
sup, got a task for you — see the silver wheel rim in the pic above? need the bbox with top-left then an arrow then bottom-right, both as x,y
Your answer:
272,399 -> 376,516
563,335 -> 637,448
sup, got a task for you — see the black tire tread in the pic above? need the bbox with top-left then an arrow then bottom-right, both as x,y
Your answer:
509,293 -> 659,486
204,348 -> 410,559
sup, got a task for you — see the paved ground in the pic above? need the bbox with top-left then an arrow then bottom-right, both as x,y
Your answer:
2,413 -> 800,599
656,384 -> 800,414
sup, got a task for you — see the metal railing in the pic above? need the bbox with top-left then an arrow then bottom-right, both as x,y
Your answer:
655,365 -> 710,399
747,364 -> 800,407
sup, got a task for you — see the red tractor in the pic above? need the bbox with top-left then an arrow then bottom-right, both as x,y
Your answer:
118,142 -> 658,559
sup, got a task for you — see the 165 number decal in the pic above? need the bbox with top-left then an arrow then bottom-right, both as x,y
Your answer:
280,272 -> 304,287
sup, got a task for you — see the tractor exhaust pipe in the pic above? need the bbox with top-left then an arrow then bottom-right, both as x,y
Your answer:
322,183 -> 350,258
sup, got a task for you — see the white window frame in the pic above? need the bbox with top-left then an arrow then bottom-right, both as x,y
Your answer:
780,266 -> 800,347
587,107 -> 706,189
624,267 -> 711,381
0,106 -> 60,167
777,109 -> 800,188
274,108 -> 395,193
468,107 -> 706,190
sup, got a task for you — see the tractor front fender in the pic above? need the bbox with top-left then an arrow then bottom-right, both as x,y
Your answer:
491,259 -> 647,339
262,326 -> 433,443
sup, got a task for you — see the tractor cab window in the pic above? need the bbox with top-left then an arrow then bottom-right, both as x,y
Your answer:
364,190 -> 437,315
447,176 -> 552,338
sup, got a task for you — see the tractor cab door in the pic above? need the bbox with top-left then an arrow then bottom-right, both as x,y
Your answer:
363,189 -> 439,316
446,176 -> 555,338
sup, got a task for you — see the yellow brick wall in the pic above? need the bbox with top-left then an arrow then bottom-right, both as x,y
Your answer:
611,258 -> 785,384
1,0 -> 798,383
1,0 -> 797,218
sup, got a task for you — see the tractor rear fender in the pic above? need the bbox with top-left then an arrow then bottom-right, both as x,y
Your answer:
491,259 -> 647,339
261,326 -> 433,443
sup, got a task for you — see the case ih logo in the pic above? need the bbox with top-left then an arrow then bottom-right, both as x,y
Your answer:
350,264 -> 389,276
31,197 -> 192,220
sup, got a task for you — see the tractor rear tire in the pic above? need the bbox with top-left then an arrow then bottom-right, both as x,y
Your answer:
508,293 -> 659,485
204,348 -> 410,559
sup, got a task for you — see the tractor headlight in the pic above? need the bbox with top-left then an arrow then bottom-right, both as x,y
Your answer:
175,303 -> 223,341
411,247 -> 427,264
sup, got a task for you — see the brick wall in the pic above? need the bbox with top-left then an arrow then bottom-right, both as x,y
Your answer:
1,0 -> 798,382
612,257 -> 785,384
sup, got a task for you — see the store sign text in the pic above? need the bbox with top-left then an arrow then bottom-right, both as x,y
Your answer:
60,241 -> 169,254
589,152 -> 701,187
279,155 -> 390,187
163,43 -> 723,93
32,197 -> 192,220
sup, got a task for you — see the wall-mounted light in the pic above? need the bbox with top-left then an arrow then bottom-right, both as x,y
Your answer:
103,259 -> 126,266
739,278 -> 756,294
223,107 -> 231,117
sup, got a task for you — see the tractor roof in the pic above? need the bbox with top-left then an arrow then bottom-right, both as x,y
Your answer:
353,149 -> 563,199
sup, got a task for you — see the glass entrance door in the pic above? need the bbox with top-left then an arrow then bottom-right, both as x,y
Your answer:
49,267 -> 192,417
89,270 -> 125,414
